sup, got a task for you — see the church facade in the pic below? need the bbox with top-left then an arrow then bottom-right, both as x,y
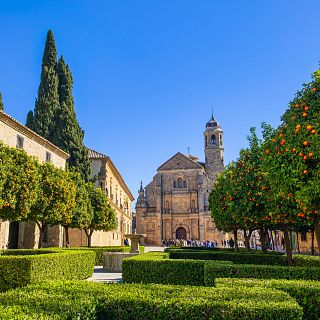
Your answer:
136,115 -> 225,245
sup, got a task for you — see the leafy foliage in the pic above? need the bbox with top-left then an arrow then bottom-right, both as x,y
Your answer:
0,281 -> 302,320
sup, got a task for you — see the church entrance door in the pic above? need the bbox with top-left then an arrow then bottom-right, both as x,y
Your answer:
176,227 -> 187,240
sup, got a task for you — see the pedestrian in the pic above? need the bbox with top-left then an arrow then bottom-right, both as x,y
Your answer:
229,237 -> 235,249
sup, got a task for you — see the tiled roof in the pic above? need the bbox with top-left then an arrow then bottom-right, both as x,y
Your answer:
88,148 -> 108,159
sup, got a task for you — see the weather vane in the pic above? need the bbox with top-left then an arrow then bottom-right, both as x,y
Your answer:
187,147 -> 191,155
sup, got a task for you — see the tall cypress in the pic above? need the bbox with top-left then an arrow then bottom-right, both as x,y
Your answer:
25,110 -> 34,130
0,93 -> 4,111
53,56 -> 91,181
31,30 -> 59,140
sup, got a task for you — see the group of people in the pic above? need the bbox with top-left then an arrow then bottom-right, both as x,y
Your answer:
161,239 -> 219,248
161,238 -> 237,248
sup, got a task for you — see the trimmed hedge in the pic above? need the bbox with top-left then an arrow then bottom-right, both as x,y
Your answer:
204,263 -> 320,285
0,281 -> 303,319
216,278 -> 320,320
122,252 -> 232,286
0,250 -> 94,291
169,250 -> 288,265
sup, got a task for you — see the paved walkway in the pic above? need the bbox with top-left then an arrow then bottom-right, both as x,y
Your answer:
87,246 -> 164,283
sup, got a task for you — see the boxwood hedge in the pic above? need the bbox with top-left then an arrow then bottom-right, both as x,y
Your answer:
0,250 -> 94,291
0,281 -> 303,319
204,263 -> 320,285
123,252 -> 320,287
169,251 -> 288,265
216,278 -> 320,320
122,252 -> 210,285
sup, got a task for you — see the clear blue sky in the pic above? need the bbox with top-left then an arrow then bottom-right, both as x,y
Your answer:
1,1 -> 320,201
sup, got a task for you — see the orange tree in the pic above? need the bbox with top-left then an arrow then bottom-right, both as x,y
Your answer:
263,69 -> 320,256
83,183 -> 117,247
62,171 -> 93,247
0,143 -> 40,221
210,127 -> 274,253
210,161 -> 243,252
28,163 -> 77,248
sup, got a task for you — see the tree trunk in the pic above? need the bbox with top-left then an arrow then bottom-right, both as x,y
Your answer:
311,229 -> 315,256
274,230 -> 278,251
84,229 -> 93,247
64,225 -> 70,247
270,230 -> 275,251
259,227 -> 267,253
296,232 -> 300,254
283,226 -> 293,266
314,216 -> 320,255
243,229 -> 253,252
233,230 -> 239,253
36,221 -> 46,249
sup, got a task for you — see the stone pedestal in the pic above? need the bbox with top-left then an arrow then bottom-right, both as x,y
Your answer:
125,234 -> 146,253
103,252 -> 139,272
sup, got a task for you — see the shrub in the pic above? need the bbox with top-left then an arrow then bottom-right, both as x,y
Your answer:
0,250 -> 94,291
0,281 -> 303,319
165,246 -> 283,254
293,255 -> 320,267
216,278 -> 320,320
204,263 -> 320,286
169,251 -> 287,265
122,252 -> 207,285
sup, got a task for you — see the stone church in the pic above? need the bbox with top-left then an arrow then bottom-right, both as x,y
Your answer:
136,115 -> 225,245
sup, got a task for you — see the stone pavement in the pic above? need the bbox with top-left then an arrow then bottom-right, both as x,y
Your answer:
87,246 -> 164,283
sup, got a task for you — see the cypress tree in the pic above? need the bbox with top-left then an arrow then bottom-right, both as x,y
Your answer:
31,30 -> 59,140
0,93 -> 4,111
53,56 -> 91,181
25,111 -> 34,130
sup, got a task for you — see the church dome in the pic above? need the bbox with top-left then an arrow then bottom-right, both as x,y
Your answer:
206,115 -> 221,130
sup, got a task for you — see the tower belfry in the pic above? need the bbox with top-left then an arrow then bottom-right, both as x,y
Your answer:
204,114 -> 224,181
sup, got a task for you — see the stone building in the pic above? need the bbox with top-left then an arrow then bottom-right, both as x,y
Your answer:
68,149 -> 134,246
0,111 -> 69,249
136,115 -> 225,245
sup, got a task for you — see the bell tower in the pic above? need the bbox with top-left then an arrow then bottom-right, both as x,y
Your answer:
204,115 -> 224,181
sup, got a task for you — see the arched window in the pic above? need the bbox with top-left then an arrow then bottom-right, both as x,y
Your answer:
191,200 -> 196,209
183,180 -> 187,188
211,135 -> 216,145
173,181 -> 176,188
220,134 -> 222,146
165,201 -> 170,209
177,177 -> 183,188
205,136 -> 208,146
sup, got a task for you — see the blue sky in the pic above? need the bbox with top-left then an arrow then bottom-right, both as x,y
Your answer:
1,1 -> 320,201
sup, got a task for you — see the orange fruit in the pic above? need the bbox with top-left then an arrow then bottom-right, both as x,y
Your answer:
307,125 -> 312,131
303,155 -> 308,160
303,141 -> 308,146
304,106 -> 309,111
309,152 -> 313,157
292,148 -> 296,152
265,149 -> 270,154
279,133 -> 284,137
303,169 -> 308,174
312,88 -> 317,92
303,112 -> 307,117
311,129 -> 316,134
285,148 -> 289,152
296,124 -> 301,129
280,139 -> 285,145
